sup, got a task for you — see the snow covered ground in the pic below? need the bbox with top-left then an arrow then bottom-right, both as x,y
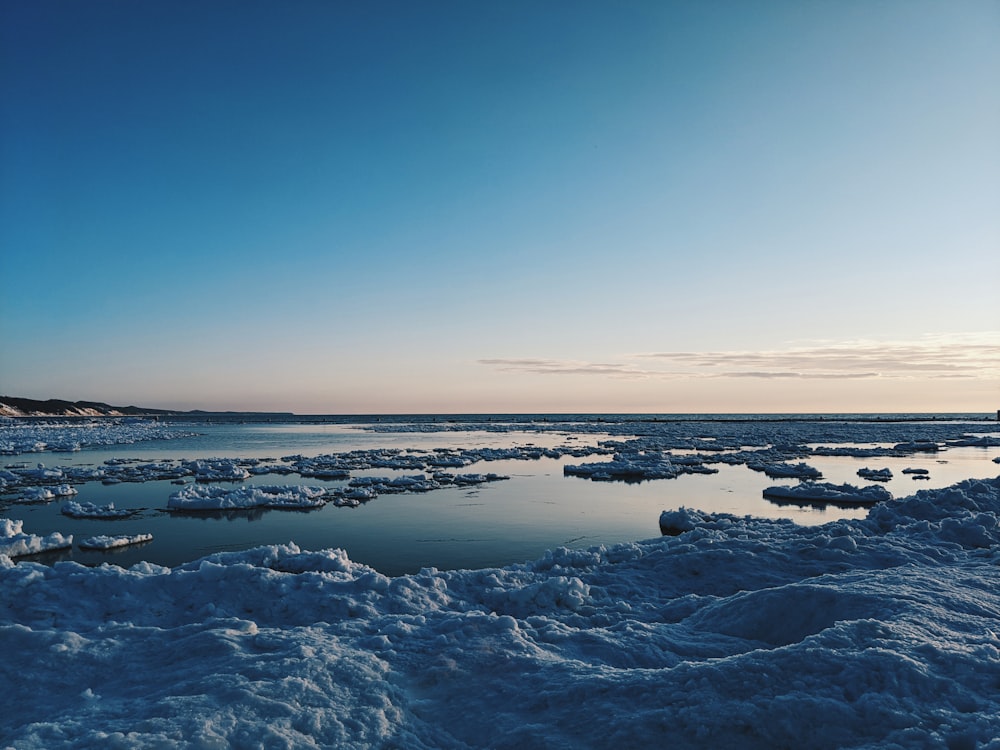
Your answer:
2,477 -> 999,749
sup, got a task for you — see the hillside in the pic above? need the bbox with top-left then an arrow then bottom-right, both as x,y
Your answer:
0,396 -> 175,417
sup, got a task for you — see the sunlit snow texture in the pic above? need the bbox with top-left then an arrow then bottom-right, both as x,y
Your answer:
2,478 -> 999,749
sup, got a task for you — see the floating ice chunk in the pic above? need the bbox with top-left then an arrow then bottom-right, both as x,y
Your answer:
0,518 -> 72,558
52,484 -> 78,497
564,451 -> 713,481
902,467 -> 929,475
168,484 -> 328,511
61,501 -> 136,519
433,472 -> 510,486
187,459 -> 252,482
857,467 -> 893,482
16,487 -> 56,503
893,440 -> 940,453
763,482 -> 893,505
78,533 -> 153,550
659,507 -> 707,535
748,462 -> 823,479
946,436 -> 1000,448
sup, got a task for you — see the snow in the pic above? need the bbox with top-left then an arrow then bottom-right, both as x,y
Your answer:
0,418 -> 195,455
748,461 -> 823,479
167,484 -> 329,511
61,501 -> 136,519
1,477 -> 1000,748
857,466 -> 893,481
0,518 -> 72,558
78,533 -> 153,551
564,451 -> 717,481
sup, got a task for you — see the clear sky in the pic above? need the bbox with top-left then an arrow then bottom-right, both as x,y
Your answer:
2,0 -> 998,414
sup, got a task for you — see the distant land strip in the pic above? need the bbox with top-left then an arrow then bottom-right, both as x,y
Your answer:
0,396 -> 295,419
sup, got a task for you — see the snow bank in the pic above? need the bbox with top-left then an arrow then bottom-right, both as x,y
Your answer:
2,478 -> 999,748
0,518 -> 72,558
167,484 -> 328,511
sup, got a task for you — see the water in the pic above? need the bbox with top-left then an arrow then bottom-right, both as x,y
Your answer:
4,415 -> 998,575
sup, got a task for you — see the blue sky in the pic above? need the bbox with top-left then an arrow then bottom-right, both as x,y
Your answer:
2,1 -> 998,413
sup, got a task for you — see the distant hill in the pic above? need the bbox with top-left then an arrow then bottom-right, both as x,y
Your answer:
0,396 -> 176,417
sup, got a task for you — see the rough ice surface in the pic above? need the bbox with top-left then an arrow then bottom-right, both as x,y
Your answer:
857,466 -> 893,482
167,484 -> 329,511
78,533 -> 153,551
748,461 -> 823,479
762,482 -> 894,505
61,501 -> 136,519
0,518 -> 72,558
1,478 -> 999,748
0,418 -> 195,455
564,451 -> 716,481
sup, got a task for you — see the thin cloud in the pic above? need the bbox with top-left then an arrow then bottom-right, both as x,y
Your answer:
480,333 -> 1000,381
636,334 -> 1000,379
477,359 -> 654,379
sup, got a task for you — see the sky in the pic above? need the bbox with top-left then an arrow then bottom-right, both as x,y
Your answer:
1,0 -> 998,414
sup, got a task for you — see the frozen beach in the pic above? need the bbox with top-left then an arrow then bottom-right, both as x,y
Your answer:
2,414 -> 1000,748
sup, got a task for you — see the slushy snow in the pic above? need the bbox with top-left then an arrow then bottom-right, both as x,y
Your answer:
2,478 -> 1000,748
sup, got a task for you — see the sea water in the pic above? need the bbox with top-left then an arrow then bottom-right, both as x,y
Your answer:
3,414 -> 998,575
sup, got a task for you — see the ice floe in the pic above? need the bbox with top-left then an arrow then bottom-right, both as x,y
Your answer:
78,533 -> 153,551
857,467 -> 893,482
168,484 -> 329,511
0,518 -> 72,558
762,482 -> 893,506
564,451 -> 717,481
747,461 -> 823,479
1,478 -> 999,748
61,501 -> 137,519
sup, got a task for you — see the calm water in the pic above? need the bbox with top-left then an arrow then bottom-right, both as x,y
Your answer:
4,416 -> 999,575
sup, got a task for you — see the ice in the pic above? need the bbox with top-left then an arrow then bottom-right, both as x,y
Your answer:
187,458 -> 252,482
762,481 -> 893,505
564,451 -> 717,481
748,461 -> 823,479
167,484 -> 329,511
0,518 -> 72,558
78,533 -> 153,550
61,501 -> 136,519
0,418 -> 196,455
1,478 -> 999,747
15,487 -> 56,503
857,467 -> 893,481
